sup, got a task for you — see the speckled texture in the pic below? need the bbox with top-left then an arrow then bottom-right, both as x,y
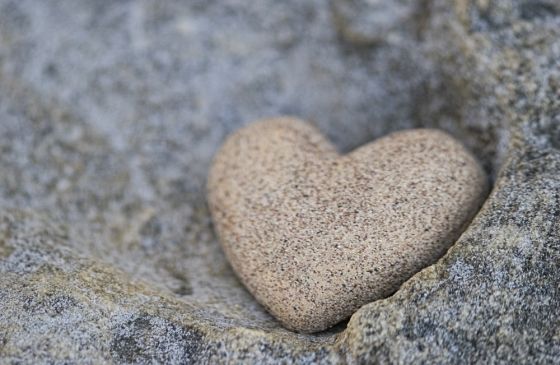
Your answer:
0,0 -> 559,363
208,118 -> 487,333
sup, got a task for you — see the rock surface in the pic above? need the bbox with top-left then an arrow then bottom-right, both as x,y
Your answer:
0,0 -> 559,363
208,118 -> 487,333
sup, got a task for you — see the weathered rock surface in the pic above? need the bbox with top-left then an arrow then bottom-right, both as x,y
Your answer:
0,0 -> 559,363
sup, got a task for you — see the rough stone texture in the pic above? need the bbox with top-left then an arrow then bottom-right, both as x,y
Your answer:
0,0 -> 559,363
208,118 -> 487,333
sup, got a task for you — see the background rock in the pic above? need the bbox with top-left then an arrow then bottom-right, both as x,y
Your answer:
0,0 -> 558,363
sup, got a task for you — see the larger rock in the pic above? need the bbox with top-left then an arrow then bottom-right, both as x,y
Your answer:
0,0 -> 559,363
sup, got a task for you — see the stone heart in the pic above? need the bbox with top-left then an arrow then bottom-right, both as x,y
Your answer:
208,118 -> 487,333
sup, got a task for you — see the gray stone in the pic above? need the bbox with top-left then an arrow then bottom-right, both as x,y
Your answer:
0,0 -> 558,363
331,0 -> 416,46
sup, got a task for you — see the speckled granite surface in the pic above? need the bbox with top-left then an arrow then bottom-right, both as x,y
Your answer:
0,0 -> 559,363
208,118 -> 487,333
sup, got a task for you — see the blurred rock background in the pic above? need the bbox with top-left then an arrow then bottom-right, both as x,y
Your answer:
0,0 -> 559,363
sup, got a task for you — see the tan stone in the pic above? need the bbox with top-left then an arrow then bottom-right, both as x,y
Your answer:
207,117 -> 488,333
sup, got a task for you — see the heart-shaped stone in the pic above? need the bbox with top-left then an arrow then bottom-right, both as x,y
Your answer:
208,117 -> 487,333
